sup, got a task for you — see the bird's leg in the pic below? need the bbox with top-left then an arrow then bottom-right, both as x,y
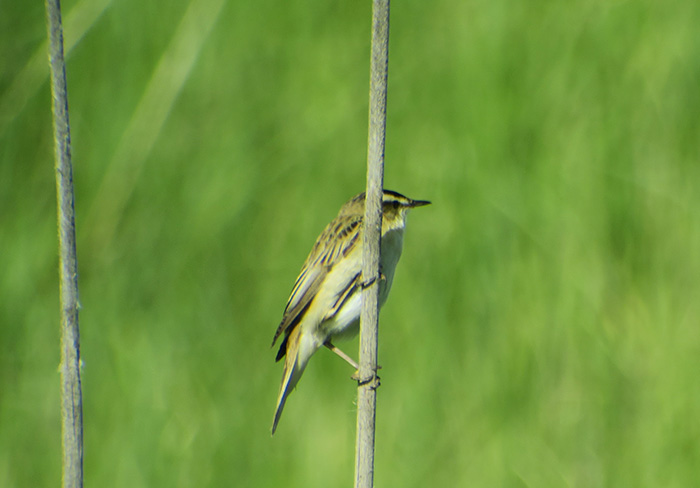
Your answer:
324,342 -> 359,370
324,341 -> 383,383
354,272 -> 386,380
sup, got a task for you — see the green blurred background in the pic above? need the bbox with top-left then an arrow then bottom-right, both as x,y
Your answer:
2,0 -> 700,486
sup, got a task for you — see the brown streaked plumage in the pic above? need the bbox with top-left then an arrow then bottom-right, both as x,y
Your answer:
270,190 -> 429,434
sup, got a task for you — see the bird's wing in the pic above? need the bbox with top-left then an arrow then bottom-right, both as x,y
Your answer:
271,214 -> 362,355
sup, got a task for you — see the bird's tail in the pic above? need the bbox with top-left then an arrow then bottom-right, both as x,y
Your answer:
271,326 -> 308,435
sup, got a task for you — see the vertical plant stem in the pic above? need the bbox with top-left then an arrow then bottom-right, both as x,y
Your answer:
45,0 -> 84,487
355,1 -> 390,487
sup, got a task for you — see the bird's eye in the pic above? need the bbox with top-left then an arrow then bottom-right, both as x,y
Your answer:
392,201 -> 400,209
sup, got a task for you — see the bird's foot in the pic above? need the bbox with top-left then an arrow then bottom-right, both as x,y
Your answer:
352,369 -> 381,389
360,272 -> 386,289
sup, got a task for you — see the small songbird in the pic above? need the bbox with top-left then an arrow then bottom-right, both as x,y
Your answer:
270,189 -> 430,434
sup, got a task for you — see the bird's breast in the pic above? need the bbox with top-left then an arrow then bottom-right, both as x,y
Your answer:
313,227 -> 406,343
378,227 -> 405,304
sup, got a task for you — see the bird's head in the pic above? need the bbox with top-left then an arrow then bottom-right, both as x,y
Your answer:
338,190 -> 430,231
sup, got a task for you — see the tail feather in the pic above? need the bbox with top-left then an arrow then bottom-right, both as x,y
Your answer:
271,326 -> 307,435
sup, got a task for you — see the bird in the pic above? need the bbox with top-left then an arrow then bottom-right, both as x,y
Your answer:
270,189 -> 430,434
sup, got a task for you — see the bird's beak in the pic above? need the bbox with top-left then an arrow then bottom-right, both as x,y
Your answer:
408,199 -> 431,208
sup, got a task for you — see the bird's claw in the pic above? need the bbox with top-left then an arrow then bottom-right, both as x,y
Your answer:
361,272 -> 386,289
351,369 -> 381,389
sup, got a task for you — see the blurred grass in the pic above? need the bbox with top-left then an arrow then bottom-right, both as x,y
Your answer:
2,0 -> 700,486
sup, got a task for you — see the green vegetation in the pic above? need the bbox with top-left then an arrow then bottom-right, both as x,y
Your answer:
2,0 -> 699,486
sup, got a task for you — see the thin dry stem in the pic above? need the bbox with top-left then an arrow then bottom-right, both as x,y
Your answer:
354,1 -> 390,487
46,0 -> 84,486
